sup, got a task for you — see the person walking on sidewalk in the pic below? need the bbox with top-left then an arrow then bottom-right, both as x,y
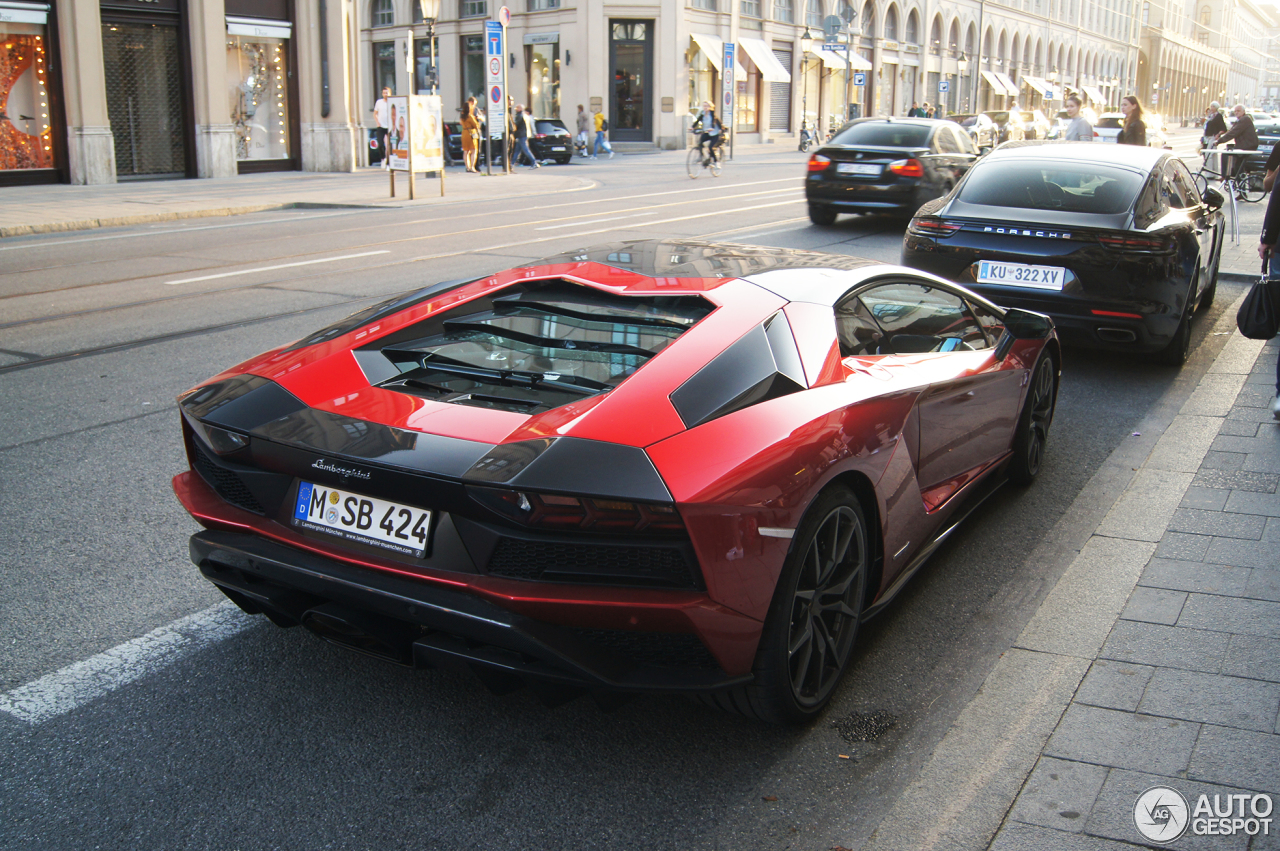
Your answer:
592,109 -> 614,159
575,104 -> 591,157
1062,95 -> 1094,141
1117,96 -> 1146,146
371,86 -> 392,166
1256,189 -> 1280,419
460,97 -> 481,173
513,104 -> 540,168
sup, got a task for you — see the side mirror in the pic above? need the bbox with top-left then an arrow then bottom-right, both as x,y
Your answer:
994,308 -> 1054,360
1202,185 -> 1225,211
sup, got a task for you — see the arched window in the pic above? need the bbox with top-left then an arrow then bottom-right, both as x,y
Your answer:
372,0 -> 394,26
774,0 -> 794,23
930,16 -> 942,54
885,6 -> 898,41
1198,5 -> 1210,26
906,10 -> 920,45
948,20 -> 959,54
806,0 -> 823,27
856,1 -> 872,34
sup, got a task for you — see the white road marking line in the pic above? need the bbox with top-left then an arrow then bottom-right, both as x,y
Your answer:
0,210 -> 371,251
164,250 -> 390,285
0,602 -> 256,725
534,212 -> 656,231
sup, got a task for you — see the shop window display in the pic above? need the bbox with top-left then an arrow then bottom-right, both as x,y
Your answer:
228,35 -> 290,161
526,42 -> 558,118
0,24 -> 53,171
688,42 -> 714,114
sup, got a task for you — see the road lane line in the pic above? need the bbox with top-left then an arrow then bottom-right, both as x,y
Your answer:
164,250 -> 390,285
535,212 -> 656,231
0,602 -> 256,725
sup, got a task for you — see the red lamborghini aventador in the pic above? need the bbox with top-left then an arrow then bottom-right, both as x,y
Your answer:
173,240 -> 1059,723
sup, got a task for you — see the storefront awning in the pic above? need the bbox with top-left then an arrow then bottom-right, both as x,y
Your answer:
691,33 -> 724,73
1082,85 -> 1105,103
1022,76 -> 1049,96
807,45 -> 872,71
994,72 -> 1019,97
227,16 -> 292,38
738,37 -> 791,83
980,70 -> 1007,97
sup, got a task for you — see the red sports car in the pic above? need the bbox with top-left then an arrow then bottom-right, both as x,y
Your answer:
173,240 -> 1059,723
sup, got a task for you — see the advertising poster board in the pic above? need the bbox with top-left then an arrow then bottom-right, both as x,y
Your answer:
414,95 -> 444,172
387,95 -> 410,171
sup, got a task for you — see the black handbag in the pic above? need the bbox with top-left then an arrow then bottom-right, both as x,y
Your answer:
1237,263 -> 1280,340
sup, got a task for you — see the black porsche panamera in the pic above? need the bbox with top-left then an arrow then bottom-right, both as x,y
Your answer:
901,142 -> 1226,366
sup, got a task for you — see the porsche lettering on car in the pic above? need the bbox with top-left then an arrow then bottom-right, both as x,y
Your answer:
174,240 -> 1060,723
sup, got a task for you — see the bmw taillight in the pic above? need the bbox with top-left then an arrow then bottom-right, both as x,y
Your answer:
468,486 -> 686,534
888,158 -> 924,177
1097,234 -> 1175,253
907,217 -> 961,237
808,154 -> 831,172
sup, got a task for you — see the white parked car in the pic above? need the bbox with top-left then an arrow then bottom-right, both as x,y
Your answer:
1093,112 -> 1167,148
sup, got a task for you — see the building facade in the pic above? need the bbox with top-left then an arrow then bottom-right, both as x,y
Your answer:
3,0 -> 1276,187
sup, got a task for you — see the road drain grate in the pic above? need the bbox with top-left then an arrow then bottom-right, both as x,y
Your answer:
832,710 -> 896,743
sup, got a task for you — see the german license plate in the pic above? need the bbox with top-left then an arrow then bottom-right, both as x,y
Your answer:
551,146 -> 566,151
976,260 -> 1066,291
837,162 -> 882,176
292,481 -> 430,557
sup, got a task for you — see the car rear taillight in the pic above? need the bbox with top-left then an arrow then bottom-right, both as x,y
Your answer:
888,158 -> 924,177
808,154 -> 831,172
907,217 -> 961,237
535,133 -> 546,139
468,486 -> 686,534
1097,234 -> 1175,253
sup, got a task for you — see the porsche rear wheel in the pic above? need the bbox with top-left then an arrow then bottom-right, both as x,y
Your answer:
1008,353 -> 1057,485
704,485 -> 869,724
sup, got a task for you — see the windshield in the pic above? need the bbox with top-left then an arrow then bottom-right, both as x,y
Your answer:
1096,117 -> 1123,129
957,161 -> 1142,214
831,123 -> 931,147
983,112 -> 1010,124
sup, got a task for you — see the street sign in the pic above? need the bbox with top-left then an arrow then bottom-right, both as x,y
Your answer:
485,20 -> 504,140
1044,88 -> 1057,100
823,14 -> 844,38
498,5 -> 511,26
853,72 -> 866,87
939,80 -> 949,93
722,42 -> 736,119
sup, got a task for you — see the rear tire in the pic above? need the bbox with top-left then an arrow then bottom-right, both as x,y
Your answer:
1242,172 -> 1266,203
1158,310 -> 1192,367
808,204 -> 837,226
1199,236 -> 1222,312
702,485 -> 869,724
1008,352 -> 1057,485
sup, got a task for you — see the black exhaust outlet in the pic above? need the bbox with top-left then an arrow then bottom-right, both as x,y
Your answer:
301,603 -> 419,665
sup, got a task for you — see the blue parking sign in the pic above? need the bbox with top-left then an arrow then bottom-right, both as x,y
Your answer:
939,80 -> 949,93
853,72 -> 866,87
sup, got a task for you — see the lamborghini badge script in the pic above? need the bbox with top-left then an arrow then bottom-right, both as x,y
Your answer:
311,459 -> 372,480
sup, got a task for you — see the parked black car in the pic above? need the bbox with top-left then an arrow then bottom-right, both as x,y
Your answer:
1241,121 -> 1280,175
901,141 -> 1225,366
529,118 -> 573,164
805,118 -> 979,224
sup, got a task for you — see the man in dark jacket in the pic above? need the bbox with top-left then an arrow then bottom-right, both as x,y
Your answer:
1213,104 -> 1259,180
1203,102 -> 1227,140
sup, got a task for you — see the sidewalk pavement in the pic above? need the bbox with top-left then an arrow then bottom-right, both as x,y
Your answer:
862,296 -> 1279,850
0,164 -> 595,239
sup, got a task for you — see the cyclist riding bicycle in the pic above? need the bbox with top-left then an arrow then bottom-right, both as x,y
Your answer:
692,101 -> 724,163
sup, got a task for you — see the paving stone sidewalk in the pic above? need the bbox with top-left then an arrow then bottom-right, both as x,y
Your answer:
989,333 -> 1280,850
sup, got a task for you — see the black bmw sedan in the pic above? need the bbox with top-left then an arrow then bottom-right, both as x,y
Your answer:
806,118 -> 979,223
901,142 -> 1225,366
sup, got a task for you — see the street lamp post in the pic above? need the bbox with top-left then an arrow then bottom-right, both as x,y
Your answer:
800,27 -> 813,150
958,53 -> 969,113
418,0 -> 440,94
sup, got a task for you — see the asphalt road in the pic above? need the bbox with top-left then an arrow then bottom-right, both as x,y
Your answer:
0,145 -> 1248,850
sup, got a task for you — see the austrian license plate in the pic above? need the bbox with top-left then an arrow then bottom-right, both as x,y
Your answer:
551,146 -> 566,151
837,162 -> 882,176
976,260 -> 1067,291
292,481 -> 431,557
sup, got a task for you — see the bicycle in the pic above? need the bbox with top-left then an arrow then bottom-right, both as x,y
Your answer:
799,118 -> 818,153
1192,146 -> 1265,203
687,133 -> 724,178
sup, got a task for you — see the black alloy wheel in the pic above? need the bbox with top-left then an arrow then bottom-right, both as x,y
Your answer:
1157,277 -> 1197,367
702,485 -> 869,723
1200,237 -> 1222,312
1008,352 -> 1057,485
